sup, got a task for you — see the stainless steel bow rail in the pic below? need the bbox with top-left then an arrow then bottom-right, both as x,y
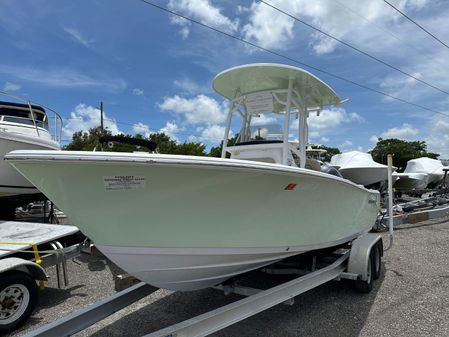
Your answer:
23,233 -> 383,337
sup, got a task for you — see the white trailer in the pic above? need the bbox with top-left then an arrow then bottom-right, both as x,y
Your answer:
0,221 -> 81,333
23,233 -> 383,337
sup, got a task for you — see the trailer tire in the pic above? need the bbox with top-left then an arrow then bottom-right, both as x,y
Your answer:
0,271 -> 38,333
354,252 -> 374,293
372,242 -> 382,280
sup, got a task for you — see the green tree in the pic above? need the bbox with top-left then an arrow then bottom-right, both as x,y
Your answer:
208,135 -> 238,158
149,132 -> 206,156
370,138 -> 439,172
64,129 -> 207,156
63,126 -> 110,151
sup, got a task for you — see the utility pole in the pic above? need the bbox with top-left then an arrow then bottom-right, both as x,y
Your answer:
100,101 -> 104,134
100,101 -> 104,151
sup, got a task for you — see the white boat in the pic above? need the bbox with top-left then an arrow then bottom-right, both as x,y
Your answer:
393,157 -> 443,191
5,64 -> 380,291
330,151 -> 394,187
405,157 -> 444,187
392,172 -> 429,191
0,100 -> 61,199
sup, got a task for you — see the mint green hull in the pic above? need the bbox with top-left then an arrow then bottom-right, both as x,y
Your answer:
7,151 -> 380,290
9,154 -> 379,249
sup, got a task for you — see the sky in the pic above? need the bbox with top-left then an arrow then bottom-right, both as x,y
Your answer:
1,0 -> 449,157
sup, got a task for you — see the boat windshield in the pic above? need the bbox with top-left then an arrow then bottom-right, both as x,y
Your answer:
0,105 -> 49,130
249,124 -> 283,141
237,112 -> 286,144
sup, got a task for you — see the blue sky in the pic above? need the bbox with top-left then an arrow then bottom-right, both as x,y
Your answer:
1,0 -> 449,157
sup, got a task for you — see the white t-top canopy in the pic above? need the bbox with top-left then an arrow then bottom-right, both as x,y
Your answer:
213,63 -> 341,111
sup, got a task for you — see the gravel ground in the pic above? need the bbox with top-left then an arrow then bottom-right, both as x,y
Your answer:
10,217 -> 449,337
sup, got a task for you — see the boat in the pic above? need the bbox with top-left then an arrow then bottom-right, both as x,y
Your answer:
392,172 -> 429,191
330,151 -> 394,187
406,157 -> 444,187
393,157 -> 443,191
0,99 -> 61,200
5,64 -> 380,291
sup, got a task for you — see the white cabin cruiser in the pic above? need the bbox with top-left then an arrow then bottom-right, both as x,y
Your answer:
6,64 -> 380,291
0,100 -> 61,199
330,151 -> 394,187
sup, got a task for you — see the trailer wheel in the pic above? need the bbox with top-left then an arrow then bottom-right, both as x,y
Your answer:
372,242 -> 382,280
354,251 -> 374,293
0,271 -> 38,333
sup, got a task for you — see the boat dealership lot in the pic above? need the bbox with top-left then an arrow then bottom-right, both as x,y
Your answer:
11,219 -> 449,337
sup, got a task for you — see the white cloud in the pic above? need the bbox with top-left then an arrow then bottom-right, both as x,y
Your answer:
380,123 -> 419,140
369,135 -> 379,143
188,124 -> 231,144
308,131 -> 320,140
0,65 -> 126,92
2,81 -> 20,92
188,135 -> 199,142
340,140 -> 353,149
168,0 -> 238,38
158,94 -> 226,124
311,34 -> 339,55
160,121 -> 185,142
242,1 -> 296,50
251,114 -> 280,126
174,78 -> 208,95
63,104 -> 121,138
200,124 -> 226,142
308,107 -> 363,130
425,117 -> 449,158
132,88 -> 144,96
133,122 -> 151,137
320,136 -> 330,142
63,27 -> 92,48
240,0 -> 431,55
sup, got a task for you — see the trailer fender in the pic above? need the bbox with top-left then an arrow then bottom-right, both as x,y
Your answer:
0,257 -> 47,281
347,233 -> 382,281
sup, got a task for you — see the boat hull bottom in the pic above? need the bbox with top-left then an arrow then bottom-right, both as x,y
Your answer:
97,239 -> 359,291
98,245 -> 301,291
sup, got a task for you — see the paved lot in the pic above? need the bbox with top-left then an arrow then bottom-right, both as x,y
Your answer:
11,217 -> 449,337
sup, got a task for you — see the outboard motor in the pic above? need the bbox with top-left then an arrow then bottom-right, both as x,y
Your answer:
320,163 -> 343,178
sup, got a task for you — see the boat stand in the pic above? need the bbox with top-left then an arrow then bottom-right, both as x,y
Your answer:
23,233 -> 382,337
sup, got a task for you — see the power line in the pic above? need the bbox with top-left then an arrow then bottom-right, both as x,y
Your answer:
333,0 -> 448,70
137,0 -> 449,118
259,0 -> 449,96
383,0 -> 449,50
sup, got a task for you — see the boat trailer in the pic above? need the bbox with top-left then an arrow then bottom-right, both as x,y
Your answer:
23,233 -> 383,337
378,188 -> 449,228
0,221 -> 83,333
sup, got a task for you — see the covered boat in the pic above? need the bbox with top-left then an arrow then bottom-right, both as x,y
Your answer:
330,151 -> 394,187
6,64 -> 380,291
393,157 -> 443,191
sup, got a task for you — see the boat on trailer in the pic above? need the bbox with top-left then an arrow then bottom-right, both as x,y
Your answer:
5,64 -> 380,291
393,157 -> 443,192
330,151 -> 394,188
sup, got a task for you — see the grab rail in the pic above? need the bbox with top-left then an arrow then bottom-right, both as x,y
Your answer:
0,90 -> 63,143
